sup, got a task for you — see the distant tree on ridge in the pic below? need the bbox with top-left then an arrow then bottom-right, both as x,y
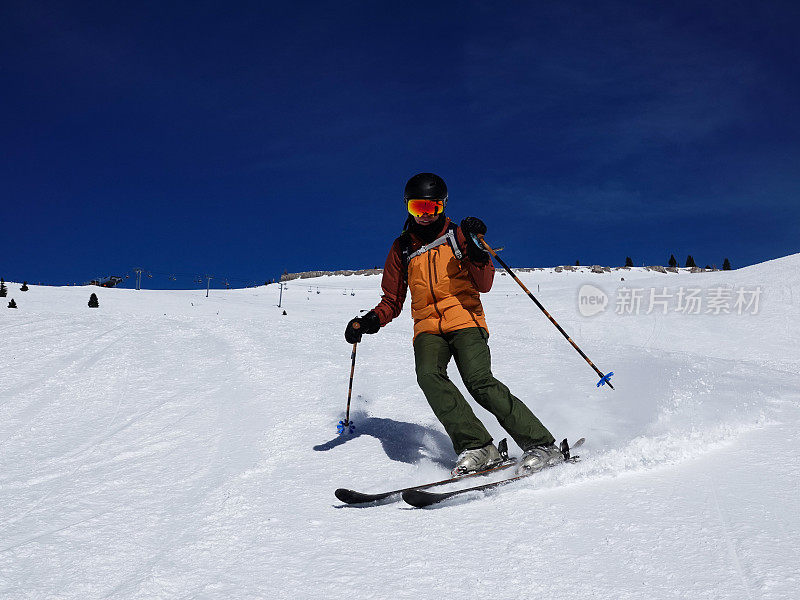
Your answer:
668,254 -> 677,267
723,258 -> 732,270
685,255 -> 697,268
625,256 -> 634,267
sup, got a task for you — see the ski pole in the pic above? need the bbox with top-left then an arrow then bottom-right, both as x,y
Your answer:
338,323 -> 359,434
473,234 -> 615,390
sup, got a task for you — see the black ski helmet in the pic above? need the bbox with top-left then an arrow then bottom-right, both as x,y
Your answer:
404,173 -> 448,203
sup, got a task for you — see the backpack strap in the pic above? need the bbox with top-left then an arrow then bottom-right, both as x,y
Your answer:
446,222 -> 464,260
399,231 -> 413,276
405,222 -> 463,264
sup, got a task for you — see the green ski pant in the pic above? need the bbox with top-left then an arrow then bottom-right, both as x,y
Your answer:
413,327 -> 555,455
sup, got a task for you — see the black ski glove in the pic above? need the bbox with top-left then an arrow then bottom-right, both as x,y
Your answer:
460,217 -> 490,263
344,310 -> 381,343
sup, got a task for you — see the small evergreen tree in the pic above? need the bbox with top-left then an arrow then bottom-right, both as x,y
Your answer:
685,255 -> 697,268
575,260 -> 580,266
8,298 -> 17,309
723,258 -> 732,270
88,293 -> 99,308
668,254 -> 677,267
20,281 -> 29,291
625,256 -> 634,267
0,278 -> 6,297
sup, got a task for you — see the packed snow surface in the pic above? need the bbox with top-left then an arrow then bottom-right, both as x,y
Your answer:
2,258 -> 799,599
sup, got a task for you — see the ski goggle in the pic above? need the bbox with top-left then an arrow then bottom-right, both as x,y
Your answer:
406,198 -> 446,218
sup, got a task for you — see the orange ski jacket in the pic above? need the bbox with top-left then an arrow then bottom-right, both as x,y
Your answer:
372,218 -> 494,340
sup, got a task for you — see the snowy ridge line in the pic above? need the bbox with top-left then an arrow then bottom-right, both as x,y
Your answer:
279,264 -> 727,282
280,268 -> 384,281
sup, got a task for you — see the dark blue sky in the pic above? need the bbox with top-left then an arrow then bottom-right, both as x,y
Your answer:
3,1 -> 799,287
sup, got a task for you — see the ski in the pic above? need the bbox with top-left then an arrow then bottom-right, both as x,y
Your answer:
402,437 -> 584,508
335,439 -> 516,505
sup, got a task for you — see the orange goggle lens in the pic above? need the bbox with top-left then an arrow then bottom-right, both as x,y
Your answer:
407,199 -> 445,217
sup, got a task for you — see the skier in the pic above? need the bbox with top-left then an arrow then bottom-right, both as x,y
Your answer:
344,173 -> 563,476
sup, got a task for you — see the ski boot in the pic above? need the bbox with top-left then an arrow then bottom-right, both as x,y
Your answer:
451,442 -> 503,477
516,443 -> 564,474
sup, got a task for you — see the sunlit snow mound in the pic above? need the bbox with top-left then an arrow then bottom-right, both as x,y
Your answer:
1,252 -> 799,599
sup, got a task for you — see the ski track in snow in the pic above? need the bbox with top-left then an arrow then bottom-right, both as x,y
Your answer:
1,257 -> 799,599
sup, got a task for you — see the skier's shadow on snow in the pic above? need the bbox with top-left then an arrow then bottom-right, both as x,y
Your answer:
313,415 -> 454,468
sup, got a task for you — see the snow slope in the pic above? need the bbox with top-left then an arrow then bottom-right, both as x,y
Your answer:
1,257 -> 799,599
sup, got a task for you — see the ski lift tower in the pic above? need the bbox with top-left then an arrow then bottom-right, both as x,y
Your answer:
205,274 -> 213,298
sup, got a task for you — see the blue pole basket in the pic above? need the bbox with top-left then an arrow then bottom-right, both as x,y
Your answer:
337,420 -> 356,435
596,372 -> 614,388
